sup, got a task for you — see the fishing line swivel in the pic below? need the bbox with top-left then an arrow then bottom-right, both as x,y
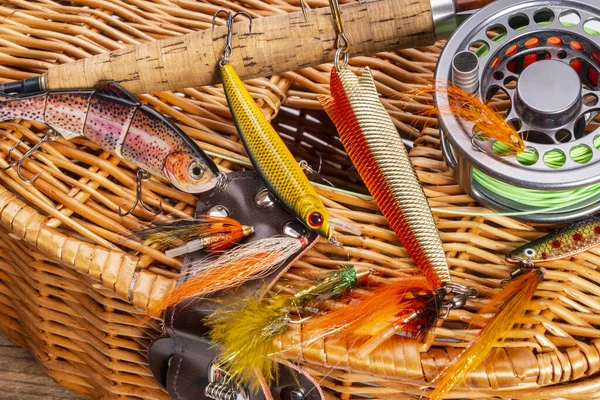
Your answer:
299,0 -> 350,69
438,283 -> 480,319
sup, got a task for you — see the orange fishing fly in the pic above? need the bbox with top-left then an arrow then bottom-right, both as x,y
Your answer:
428,269 -> 543,400
126,215 -> 254,257
411,83 -> 525,154
306,277 -> 441,349
148,237 -> 307,318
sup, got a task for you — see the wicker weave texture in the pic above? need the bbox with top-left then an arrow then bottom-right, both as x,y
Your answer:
0,1 -> 599,399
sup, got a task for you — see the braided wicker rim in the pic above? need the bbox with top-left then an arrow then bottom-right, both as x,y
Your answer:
0,1 -> 599,399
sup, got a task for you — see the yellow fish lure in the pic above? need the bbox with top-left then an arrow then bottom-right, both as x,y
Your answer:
220,63 -> 333,239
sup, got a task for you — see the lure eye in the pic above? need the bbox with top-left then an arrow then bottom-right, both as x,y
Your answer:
524,248 -> 537,257
308,212 -> 324,228
188,162 -> 204,180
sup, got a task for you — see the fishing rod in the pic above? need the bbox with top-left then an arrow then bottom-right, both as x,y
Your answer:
1,0 -> 492,95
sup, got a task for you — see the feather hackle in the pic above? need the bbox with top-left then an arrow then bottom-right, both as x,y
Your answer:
148,237 -> 306,318
207,265 -> 361,388
428,269 -> 543,400
306,277 -> 441,352
126,215 -> 252,253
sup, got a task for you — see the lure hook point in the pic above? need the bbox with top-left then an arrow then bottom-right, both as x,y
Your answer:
299,158 -> 335,188
2,129 -> 58,183
215,172 -> 228,191
212,10 -> 253,65
328,236 -> 343,247
470,135 -> 486,153
1,139 -> 24,171
118,169 -> 163,217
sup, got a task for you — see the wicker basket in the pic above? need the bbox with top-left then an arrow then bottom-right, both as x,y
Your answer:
0,1 -> 599,399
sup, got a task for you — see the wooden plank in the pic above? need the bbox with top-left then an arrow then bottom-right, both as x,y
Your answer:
0,332 -> 83,399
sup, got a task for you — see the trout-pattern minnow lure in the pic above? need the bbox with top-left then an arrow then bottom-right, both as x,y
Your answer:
219,63 -> 333,239
507,216 -> 600,264
319,67 -> 450,287
0,82 -> 219,193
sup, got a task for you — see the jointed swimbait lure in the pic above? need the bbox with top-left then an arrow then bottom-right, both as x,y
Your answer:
0,82 -> 219,193
507,216 -> 600,264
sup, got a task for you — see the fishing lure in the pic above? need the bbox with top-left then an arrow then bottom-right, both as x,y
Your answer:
314,66 -> 476,346
411,83 -> 525,154
306,277 -> 441,349
126,215 -> 254,258
207,265 -> 365,388
214,11 -> 352,240
428,269 -> 544,400
431,216 -> 600,395
320,68 -> 450,288
426,215 -> 600,398
0,83 -> 220,193
432,216 -> 600,396
507,216 -> 600,265
148,237 -> 307,317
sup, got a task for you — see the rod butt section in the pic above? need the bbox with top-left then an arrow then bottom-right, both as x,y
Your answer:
0,76 -> 43,94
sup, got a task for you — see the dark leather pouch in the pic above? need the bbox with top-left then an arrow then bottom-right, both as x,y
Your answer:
148,171 -> 323,400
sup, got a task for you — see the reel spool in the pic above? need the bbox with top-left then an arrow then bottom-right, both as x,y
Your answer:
436,0 -> 600,222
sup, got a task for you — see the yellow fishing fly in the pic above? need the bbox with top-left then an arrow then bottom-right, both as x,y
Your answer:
220,63 -> 332,239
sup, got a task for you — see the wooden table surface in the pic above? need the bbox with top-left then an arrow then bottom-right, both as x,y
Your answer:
0,332 -> 84,400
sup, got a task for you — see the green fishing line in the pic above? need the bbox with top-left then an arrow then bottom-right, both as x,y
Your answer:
472,168 -> 600,208
478,130 -> 600,213
473,136 -> 600,213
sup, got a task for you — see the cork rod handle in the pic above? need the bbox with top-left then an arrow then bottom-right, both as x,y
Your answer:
44,0 -> 439,94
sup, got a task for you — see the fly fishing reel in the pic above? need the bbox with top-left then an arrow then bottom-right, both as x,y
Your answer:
436,0 -> 600,222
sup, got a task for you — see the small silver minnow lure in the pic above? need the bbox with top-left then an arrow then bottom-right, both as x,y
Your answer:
0,82 -> 219,194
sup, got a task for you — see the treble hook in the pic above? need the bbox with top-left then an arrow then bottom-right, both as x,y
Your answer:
118,169 -> 163,217
2,129 -> 59,183
211,10 -> 253,66
1,139 -> 24,171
